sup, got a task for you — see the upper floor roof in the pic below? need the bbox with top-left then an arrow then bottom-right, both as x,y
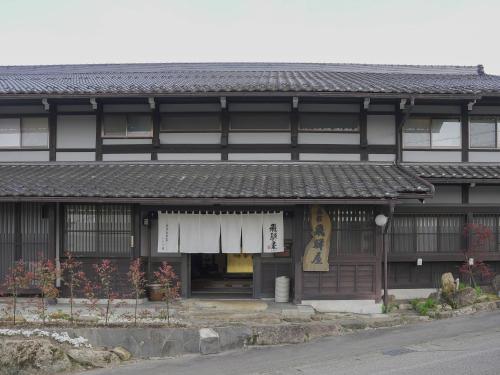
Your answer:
1,62 -> 499,98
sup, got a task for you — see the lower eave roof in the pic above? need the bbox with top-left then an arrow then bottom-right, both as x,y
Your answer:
0,162 -> 432,202
405,164 -> 500,182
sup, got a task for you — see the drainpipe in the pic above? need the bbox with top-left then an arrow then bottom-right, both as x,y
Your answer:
383,202 -> 395,308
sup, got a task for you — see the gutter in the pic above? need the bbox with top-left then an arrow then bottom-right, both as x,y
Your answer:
0,195 -> 432,205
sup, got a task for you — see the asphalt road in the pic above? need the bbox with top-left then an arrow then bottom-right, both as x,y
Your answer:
82,311 -> 500,375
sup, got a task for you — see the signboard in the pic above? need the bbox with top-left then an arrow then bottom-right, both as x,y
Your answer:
303,205 -> 331,272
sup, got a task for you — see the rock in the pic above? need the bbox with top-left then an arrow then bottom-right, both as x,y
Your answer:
492,275 -> 500,292
435,310 -> 453,319
199,328 -> 220,355
398,303 -> 412,311
442,304 -> 453,311
454,287 -> 477,308
441,273 -> 456,297
67,348 -> 120,368
476,294 -> 489,303
428,291 -> 441,301
0,338 -> 72,374
111,346 -> 132,361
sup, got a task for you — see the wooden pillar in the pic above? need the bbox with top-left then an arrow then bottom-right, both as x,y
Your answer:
253,255 -> 262,298
95,101 -> 103,161
152,102 -> 160,160
293,205 -> 305,304
221,104 -> 229,160
395,106 -> 403,163
461,104 -> 469,162
360,103 -> 368,161
181,254 -> 190,298
291,101 -> 299,160
49,103 -> 57,161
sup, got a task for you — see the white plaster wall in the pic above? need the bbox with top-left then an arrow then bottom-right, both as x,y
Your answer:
469,186 -> 500,204
299,153 -> 361,161
160,133 -> 221,144
411,105 -> 461,114
229,132 -> 291,144
469,152 -> 500,162
157,153 -> 222,161
56,152 -> 96,161
103,104 -> 151,112
0,151 -> 50,162
228,153 -> 291,161
403,151 -> 462,162
102,153 -> 152,161
57,115 -> 96,148
368,154 -> 396,162
102,138 -> 152,145
367,115 -> 396,145
427,185 -> 462,204
0,105 -> 45,114
298,103 -> 360,113
298,132 -> 360,144
470,106 -> 500,115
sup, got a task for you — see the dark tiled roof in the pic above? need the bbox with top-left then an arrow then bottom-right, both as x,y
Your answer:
406,164 -> 500,180
0,62 -> 499,96
0,162 -> 431,200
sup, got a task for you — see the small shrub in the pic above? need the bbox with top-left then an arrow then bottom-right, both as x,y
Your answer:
474,286 -> 483,297
92,259 -> 118,325
2,260 -> 34,325
49,309 -> 71,321
34,257 -> 59,325
61,251 -> 87,323
412,297 -> 437,316
127,258 -> 147,326
154,262 -> 180,325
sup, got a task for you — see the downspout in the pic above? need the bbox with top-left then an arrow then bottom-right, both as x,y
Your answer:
396,97 -> 415,165
383,201 -> 395,308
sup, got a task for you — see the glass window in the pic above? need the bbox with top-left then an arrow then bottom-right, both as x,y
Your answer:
21,117 -> 49,147
0,118 -> 21,147
470,118 -> 497,148
403,118 -> 431,148
230,113 -> 290,131
299,113 -> 359,132
102,115 -> 152,138
160,114 -> 221,132
431,119 -> 461,148
403,118 -> 461,149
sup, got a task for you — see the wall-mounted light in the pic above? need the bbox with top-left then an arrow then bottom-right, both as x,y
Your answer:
468,99 -> 477,111
375,214 -> 388,227
292,96 -> 299,109
399,98 -> 407,110
468,258 -> 474,266
417,258 -> 423,266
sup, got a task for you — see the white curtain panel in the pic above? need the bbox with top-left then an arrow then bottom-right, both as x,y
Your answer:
157,212 -> 179,253
179,213 -> 201,253
220,213 -> 242,253
241,213 -> 263,253
198,213 -> 221,253
263,212 -> 284,253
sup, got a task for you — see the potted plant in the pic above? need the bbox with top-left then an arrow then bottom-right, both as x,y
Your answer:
148,283 -> 164,302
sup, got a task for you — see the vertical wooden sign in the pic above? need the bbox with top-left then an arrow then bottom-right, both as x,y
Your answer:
303,205 -> 331,272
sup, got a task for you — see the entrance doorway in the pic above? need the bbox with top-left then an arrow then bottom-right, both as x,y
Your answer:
190,253 -> 254,297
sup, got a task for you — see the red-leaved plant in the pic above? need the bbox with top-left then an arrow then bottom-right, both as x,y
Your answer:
459,223 -> 495,287
61,251 -> 87,323
127,258 -> 147,326
2,260 -> 34,325
92,259 -> 118,325
34,257 -> 59,325
154,262 -> 180,325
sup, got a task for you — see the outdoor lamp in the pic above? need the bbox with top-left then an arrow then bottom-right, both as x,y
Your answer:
375,214 -> 388,227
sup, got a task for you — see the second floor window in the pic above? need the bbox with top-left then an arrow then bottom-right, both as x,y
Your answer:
160,114 -> 221,132
403,118 -> 461,149
0,117 -> 49,148
470,117 -> 500,148
102,114 -> 152,138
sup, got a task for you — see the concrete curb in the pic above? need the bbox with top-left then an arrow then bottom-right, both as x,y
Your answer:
47,300 -> 500,359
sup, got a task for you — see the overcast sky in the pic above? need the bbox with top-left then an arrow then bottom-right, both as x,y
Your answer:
1,0 -> 499,74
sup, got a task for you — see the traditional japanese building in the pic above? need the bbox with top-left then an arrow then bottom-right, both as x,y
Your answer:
0,63 -> 499,310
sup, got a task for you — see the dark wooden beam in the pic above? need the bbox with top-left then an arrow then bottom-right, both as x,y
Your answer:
360,103 -> 368,161
461,104 -> 469,162
48,103 -> 57,161
95,102 -> 103,161
293,205 -> 305,304
220,104 -> 229,160
152,102 -> 160,160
